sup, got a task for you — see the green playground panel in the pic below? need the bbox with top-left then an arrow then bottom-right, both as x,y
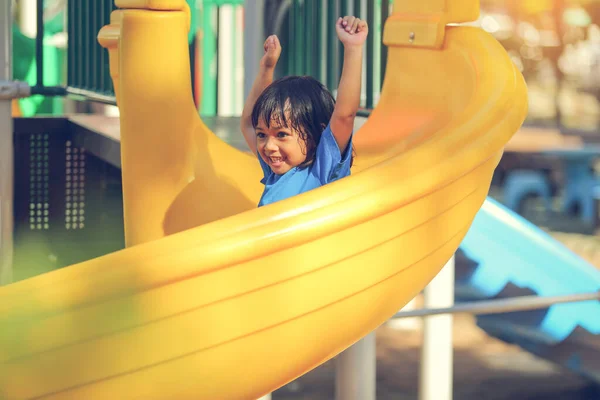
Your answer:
65,0 -> 197,97
67,0 -> 115,95
31,0 -> 392,116
285,0 -> 390,109
198,0 -> 244,116
198,0 -> 389,116
13,4 -> 65,116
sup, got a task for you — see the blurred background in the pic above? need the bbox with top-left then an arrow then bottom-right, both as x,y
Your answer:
12,0 -> 600,127
6,1 -> 600,399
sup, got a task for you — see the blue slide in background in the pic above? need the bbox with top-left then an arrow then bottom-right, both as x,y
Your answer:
457,198 -> 600,383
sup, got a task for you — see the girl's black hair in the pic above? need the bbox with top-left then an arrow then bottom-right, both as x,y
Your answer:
251,75 -> 353,169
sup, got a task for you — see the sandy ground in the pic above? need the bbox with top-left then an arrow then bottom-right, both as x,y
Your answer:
271,233 -> 600,400
272,315 -> 598,400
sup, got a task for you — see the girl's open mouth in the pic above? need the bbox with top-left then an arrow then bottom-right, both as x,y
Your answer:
269,156 -> 284,166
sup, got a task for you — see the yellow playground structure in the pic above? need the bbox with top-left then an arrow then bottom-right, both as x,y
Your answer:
0,0 -> 528,399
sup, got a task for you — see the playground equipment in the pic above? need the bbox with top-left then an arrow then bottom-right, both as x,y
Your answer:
12,14 -> 64,116
0,1 -> 528,400
459,198 -> 600,383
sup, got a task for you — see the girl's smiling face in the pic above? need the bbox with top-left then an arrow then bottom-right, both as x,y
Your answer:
256,118 -> 308,175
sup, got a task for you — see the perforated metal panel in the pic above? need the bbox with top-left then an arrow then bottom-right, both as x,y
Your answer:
27,133 -> 50,231
64,140 -> 87,230
13,118 -> 125,282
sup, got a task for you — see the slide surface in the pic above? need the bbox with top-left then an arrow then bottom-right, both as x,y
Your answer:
0,1 -> 527,399
459,198 -> 600,382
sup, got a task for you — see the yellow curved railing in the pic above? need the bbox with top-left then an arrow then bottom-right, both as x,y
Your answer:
0,0 -> 528,399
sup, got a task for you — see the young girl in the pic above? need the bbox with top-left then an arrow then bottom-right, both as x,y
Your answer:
240,16 -> 369,207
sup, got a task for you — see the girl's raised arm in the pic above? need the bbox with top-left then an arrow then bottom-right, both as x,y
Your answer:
330,16 -> 368,153
240,35 -> 282,155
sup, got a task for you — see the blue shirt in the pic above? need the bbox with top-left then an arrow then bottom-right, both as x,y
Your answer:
257,124 -> 353,207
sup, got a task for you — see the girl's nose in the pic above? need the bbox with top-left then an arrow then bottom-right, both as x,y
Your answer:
265,137 -> 277,151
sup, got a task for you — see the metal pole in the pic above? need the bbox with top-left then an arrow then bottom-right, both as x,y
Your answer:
366,0 -> 375,108
218,4 -> 235,116
393,291 -> 600,319
380,0 -> 389,90
1,0 -> 14,286
335,332 -> 376,400
326,0 -> 337,92
248,1 -> 268,395
387,296 -> 421,330
35,0 -> 44,88
19,0 -> 37,37
419,256 -> 455,400
243,0 -> 265,104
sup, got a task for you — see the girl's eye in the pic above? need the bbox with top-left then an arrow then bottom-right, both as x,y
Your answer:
277,132 -> 289,138
256,132 -> 266,139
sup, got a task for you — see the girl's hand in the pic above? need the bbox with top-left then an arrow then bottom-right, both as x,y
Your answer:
260,35 -> 282,69
336,16 -> 369,48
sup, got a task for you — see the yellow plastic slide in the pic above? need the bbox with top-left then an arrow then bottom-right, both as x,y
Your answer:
0,0 -> 528,399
